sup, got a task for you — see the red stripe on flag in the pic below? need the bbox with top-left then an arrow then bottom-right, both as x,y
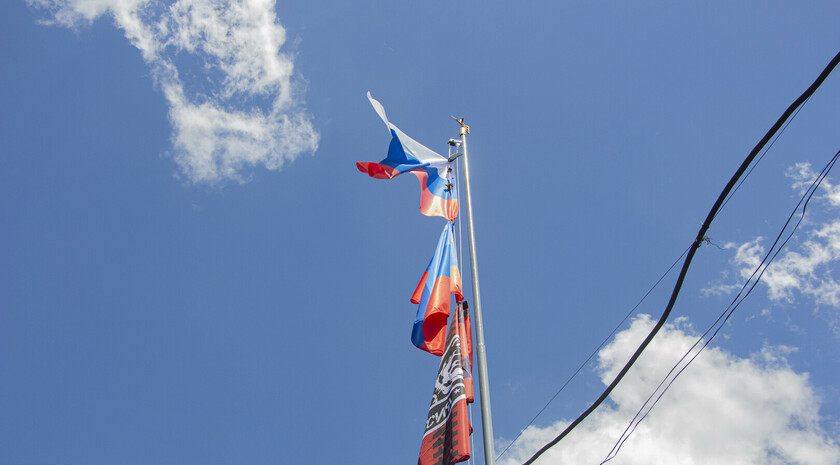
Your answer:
421,275 -> 453,356
411,271 -> 430,304
411,170 -> 459,221
356,161 -> 400,179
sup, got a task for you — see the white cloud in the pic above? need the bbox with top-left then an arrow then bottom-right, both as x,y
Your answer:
28,0 -> 319,184
729,223 -> 840,309
788,162 -> 840,208
497,315 -> 839,465
702,163 -> 840,333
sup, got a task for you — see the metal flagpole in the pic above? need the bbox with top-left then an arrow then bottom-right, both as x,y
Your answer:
451,118 -> 496,465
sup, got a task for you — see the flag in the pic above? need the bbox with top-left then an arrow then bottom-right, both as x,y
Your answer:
418,302 -> 472,465
458,302 -> 474,404
411,222 -> 463,355
357,92 -> 459,221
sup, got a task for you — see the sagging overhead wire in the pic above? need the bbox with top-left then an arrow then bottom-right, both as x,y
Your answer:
601,147 -> 840,464
495,245 -> 690,462
521,49 -> 840,465
715,97 -> 811,220
501,85 -> 802,461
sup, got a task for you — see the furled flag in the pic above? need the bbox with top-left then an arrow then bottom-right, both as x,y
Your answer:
418,302 -> 473,465
357,92 -> 459,221
411,222 -> 463,355
458,302 -> 474,403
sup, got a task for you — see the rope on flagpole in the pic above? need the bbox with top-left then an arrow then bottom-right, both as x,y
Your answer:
449,139 -> 465,273
449,139 -> 474,465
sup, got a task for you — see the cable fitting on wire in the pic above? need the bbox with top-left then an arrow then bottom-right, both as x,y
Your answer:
702,236 -> 726,250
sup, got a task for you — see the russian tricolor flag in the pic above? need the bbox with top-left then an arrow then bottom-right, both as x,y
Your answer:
411,222 -> 463,355
357,92 -> 459,221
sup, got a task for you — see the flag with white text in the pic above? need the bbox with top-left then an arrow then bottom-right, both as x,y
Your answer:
418,302 -> 472,465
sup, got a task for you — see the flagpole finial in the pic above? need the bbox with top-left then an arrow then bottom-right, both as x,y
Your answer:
451,116 -> 470,136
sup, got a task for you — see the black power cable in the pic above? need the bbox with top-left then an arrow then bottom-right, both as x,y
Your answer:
601,148 -> 840,464
496,245 -> 690,462
521,49 -> 840,465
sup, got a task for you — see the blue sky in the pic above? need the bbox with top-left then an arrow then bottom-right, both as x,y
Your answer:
2,1 -> 839,464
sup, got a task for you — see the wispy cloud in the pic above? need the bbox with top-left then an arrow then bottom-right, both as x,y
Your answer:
703,163 -> 840,332
727,224 -> 840,309
28,0 -> 319,184
788,162 -> 840,207
497,315 -> 840,465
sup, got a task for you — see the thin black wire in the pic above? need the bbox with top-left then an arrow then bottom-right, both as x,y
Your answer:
601,148 -> 840,464
616,151 -> 839,456
602,106 -> 825,465
495,245 -> 690,461
521,49 -> 840,465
